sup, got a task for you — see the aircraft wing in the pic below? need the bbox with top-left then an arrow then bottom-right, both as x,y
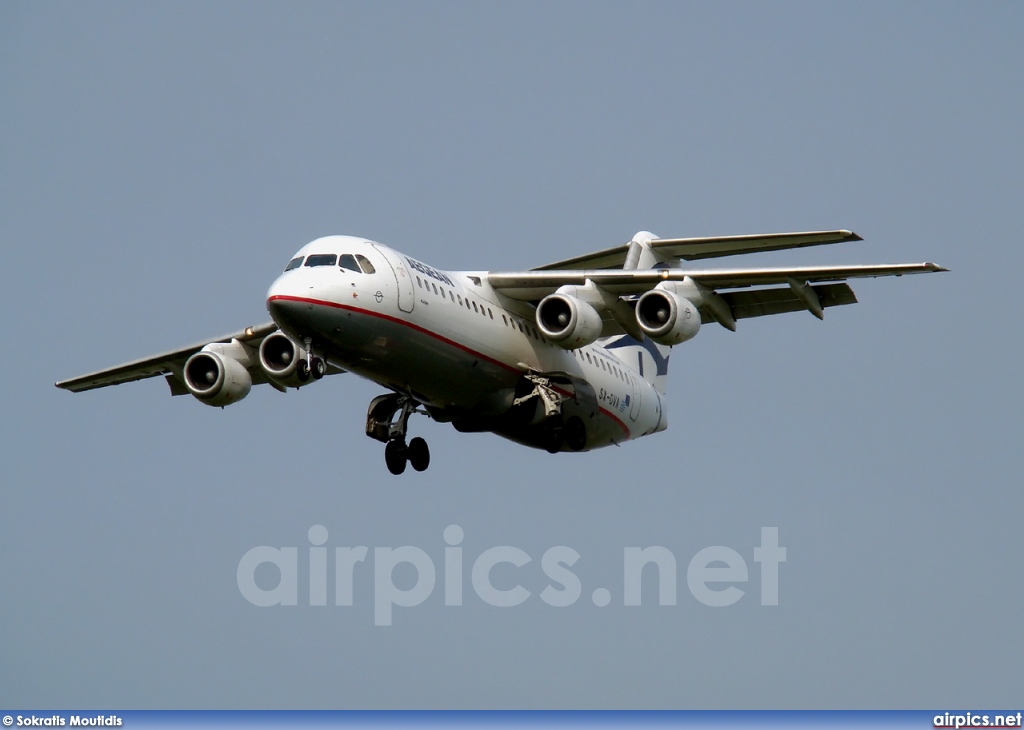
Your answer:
55,322 -> 279,393
533,230 -> 863,270
489,262 -> 947,300
488,262 -> 947,329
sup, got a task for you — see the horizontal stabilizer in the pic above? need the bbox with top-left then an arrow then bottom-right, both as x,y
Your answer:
534,230 -> 863,271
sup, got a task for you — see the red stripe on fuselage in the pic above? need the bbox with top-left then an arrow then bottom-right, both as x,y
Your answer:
267,294 -> 632,437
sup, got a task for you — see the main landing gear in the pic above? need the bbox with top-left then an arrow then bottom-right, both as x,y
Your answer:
366,393 -> 431,475
512,372 -> 588,454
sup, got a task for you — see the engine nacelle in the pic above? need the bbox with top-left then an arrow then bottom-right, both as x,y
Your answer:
184,349 -> 252,407
536,294 -> 603,349
259,332 -> 311,388
635,289 -> 701,346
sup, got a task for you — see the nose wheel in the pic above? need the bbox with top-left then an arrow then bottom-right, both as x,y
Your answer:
366,393 -> 432,475
297,337 -> 326,381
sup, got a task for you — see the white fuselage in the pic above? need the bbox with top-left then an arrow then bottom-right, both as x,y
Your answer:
265,236 -> 666,451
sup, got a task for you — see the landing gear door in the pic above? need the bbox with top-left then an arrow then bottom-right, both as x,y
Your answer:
372,244 -> 415,313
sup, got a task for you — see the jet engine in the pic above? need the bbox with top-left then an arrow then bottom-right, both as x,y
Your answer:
183,347 -> 252,406
536,294 -> 603,349
259,332 -> 312,387
635,289 -> 701,346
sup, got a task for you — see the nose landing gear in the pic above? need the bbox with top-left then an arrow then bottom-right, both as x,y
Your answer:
366,393 -> 431,475
298,337 -> 326,381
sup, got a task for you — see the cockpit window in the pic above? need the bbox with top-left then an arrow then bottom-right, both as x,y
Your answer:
284,256 -> 304,271
339,254 -> 361,273
304,254 -> 337,267
355,254 -> 376,274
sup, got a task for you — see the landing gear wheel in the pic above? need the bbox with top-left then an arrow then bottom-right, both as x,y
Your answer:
384,440 -> 407,475
564,416 -> 587,452
408,437 -> 430,472
311,357 -> 326,380
365,394 -> 434,473
296,360 -> 311,383
543,418 -> 564,454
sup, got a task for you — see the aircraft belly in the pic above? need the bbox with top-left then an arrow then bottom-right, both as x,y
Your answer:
286,301 -> 518,408
270,296 -> 640,450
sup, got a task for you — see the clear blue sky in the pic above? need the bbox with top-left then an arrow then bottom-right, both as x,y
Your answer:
2,1 -> 1022,709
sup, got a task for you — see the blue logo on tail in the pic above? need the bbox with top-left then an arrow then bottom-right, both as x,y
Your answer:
604,334 -> 671,377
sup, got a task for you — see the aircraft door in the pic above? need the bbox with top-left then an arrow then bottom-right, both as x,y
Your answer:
372,244 -> 415,313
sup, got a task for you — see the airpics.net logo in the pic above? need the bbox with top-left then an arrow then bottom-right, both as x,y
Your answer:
236,526 -> 786,625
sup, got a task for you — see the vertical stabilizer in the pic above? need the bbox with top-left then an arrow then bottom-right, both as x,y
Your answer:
602,232 -> 673,394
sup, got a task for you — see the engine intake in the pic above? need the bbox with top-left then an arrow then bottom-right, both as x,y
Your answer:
184,350 -> 252,406
636,289 -> 701,346
536,294 -> 603,349
259,332 -> 310,387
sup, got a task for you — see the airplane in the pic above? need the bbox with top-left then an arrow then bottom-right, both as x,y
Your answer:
56,229 -> 946,474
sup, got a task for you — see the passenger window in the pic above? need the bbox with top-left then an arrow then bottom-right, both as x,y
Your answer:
417,277 -> 423,288
355,254 -> 376,274
472,301 -> 478,313
284,256 -> 304,271
305,254 -> 337,267
457,295 -> 463,305
586,352 -> 592,364
488,308 -> 493,319
339,254 -> 361,272
432,283 -> 439,295
449,291 -> 455,302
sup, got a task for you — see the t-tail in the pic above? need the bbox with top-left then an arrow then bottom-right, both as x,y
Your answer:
601,231 -> 695,396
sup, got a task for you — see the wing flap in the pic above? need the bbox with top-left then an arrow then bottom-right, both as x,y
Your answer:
717,282 -> 857,322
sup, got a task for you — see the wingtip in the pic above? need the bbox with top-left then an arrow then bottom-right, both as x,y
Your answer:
926,262 -> 950,272
842,230 -> 864,242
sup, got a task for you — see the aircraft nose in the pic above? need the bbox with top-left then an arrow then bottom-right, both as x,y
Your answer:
266,274 -> 288,314
266,293 -> 285,321
266,275 -> 309,332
